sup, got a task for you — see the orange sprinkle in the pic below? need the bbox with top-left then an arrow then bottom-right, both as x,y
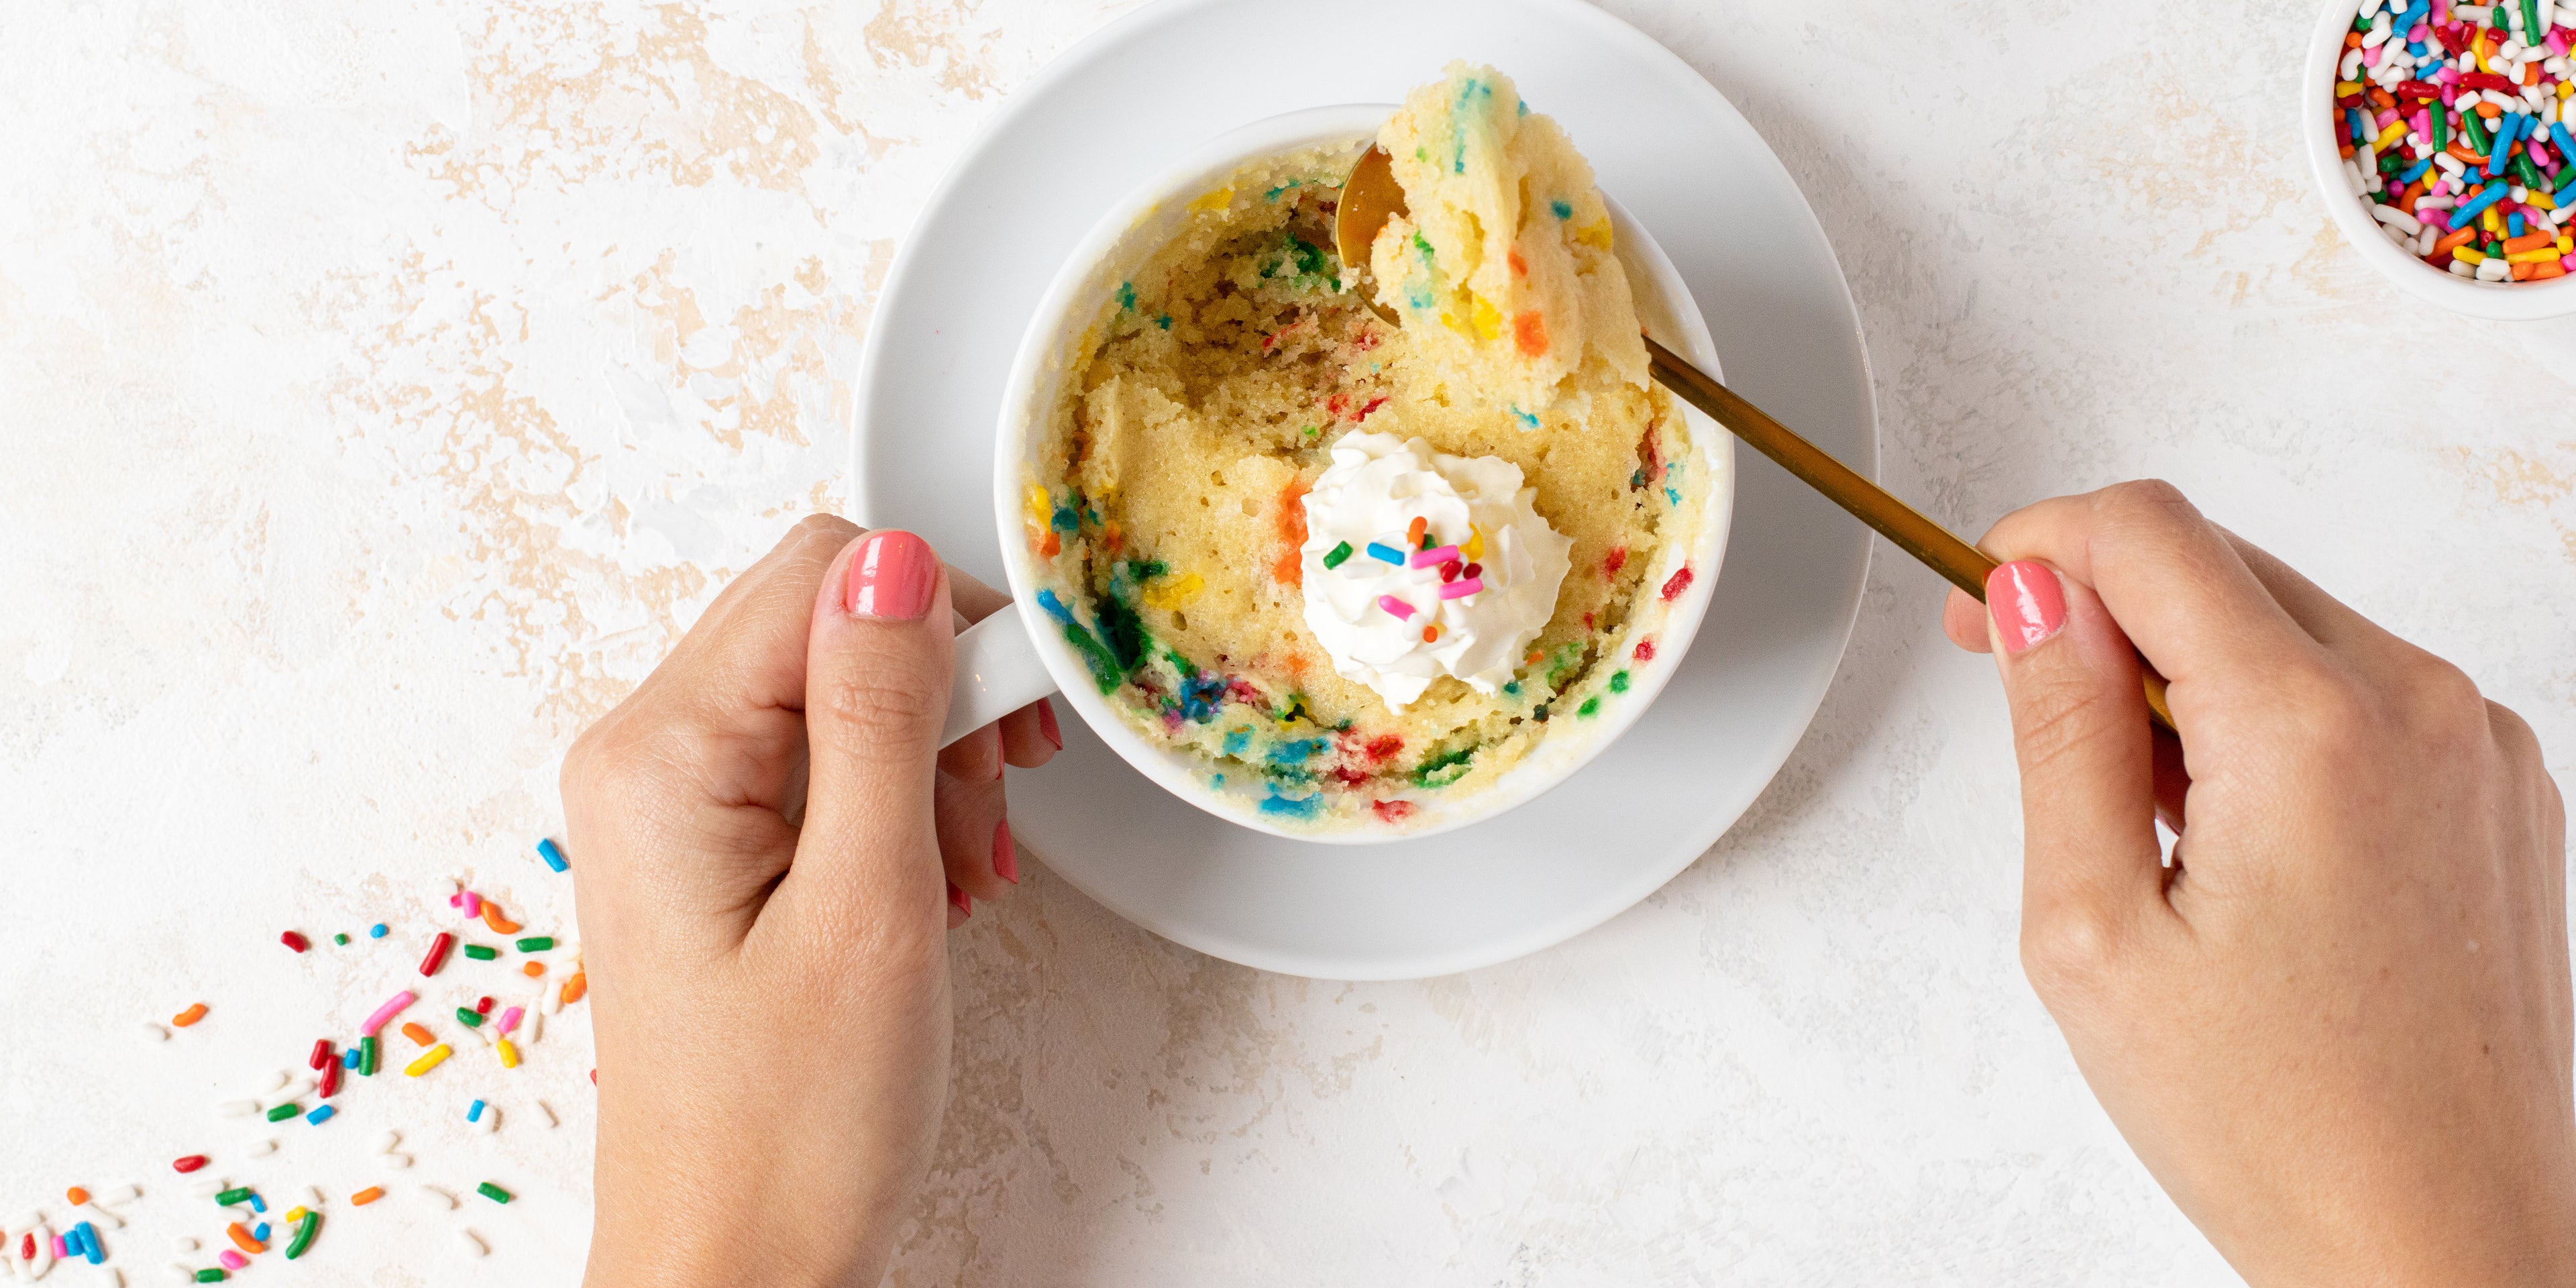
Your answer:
2513,260 -> 2537,280
2434,226 -> 2479,255
172,1003 -> 208,1028
226,1222 -> 266,1255
2526,60 -> 2541,87
1511,310 -> 1549,358
64,1187 -> 88,1206
2506,230 -> 2557,253
400,1022 -> 437,1047
561,973 -> 587,1005
1405,515 -> 1426,547
2451,141 -> 2488,164
2367,87 -> 2395,109
478,902 -> 521,935
1038,529 -> 1061,559
1420,625 -> 1440,643
1507,248 -> 1527,278
1270,550 -> 1302,586
351,1187 -> 384,1206
2345,30 -> 2363,45
523,961 -> 545,977
2534,262 -> 2569,280
2477,101 -> 2504,119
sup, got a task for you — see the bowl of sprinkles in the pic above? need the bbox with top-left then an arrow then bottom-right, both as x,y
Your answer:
2308,0 -> 2576,313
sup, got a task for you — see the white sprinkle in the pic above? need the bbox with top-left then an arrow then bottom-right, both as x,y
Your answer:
78,1201 -> 123,1230
535,1099 -> 558,1129
170,1268 -> 195,1286
139,1022 -> 168,1042
2373,203 -> 2424,235
478,1105 -> 500,1134
521,1006 -> 543,1045
249,1140 -> 276,1156
171,1238 -> 197,1254
100,1185 -> 140,1205
376,1130 -> 402,1155
385,1152 -> 413,1169
258,1070 -> 289,1095
420,1185 -> 456,1210
186,1179 -> 227,1198
303,1186 -> 326,1209
543,985 -> 564,1015
215,1101 -> 260,1119
458,1229 -> 487,1258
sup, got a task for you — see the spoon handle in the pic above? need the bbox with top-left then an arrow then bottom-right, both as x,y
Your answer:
1640,335 -> 2176,732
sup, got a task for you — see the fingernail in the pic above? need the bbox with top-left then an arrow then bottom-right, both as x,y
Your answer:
1036,698 -> 1063,751
1987,559 -> 2068,655
948,881 -> 971,917
847,531 -> 936,620
993,818 -> 1018,885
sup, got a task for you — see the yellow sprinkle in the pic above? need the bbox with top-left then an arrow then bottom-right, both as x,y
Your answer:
1573,220 -> 1614,250
2454,246 -> 2489,264
2534,191 -> 2561,211
497,1038 -> 520,1069
1438,309 -> 1466,335
2373,121 -> 2406,150
284,1208 -> 307,1224
403,1044 -> 451,1077
1462,527 -> 1483,561
2484,206 -> 2505,233
2508,248 -> 2561,263
1187,186 -> 1234,213
1140,572 -> 1205,610
1022,482 -> 1051,526
1469,295 -> 1503,341
2334,79 -> 2362,95
2559,80 -> 2571,98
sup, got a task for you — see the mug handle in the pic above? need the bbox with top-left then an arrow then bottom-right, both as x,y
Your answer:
941,608 -> 1062,748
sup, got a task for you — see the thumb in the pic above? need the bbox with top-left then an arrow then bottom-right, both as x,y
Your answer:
787,529 -> 955,924
1985,559 -> 2166,956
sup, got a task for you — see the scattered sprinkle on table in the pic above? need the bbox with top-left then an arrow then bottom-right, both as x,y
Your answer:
403,1044 -> 451,1077
462,944 -> 498,961
350,1187 -> 383,1206
279,930 -> 310,953
418,931 -> 453,976
368,922 -> 387,938
172,1002 -> 208,1028
537,837 -> 570,871
475,1182 -> 512,1204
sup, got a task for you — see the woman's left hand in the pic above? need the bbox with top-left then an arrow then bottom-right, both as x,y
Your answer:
564,515 -> 1057,1288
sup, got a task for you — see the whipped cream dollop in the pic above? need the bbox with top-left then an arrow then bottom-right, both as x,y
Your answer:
1299,431 -> 1572,708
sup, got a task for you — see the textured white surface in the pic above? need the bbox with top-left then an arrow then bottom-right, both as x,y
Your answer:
4,0 -> 2573,1284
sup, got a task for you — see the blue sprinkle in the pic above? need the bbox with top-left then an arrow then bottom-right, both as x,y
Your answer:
1222,728 -> 1251,755
1154,315 -> 1172,330
2397,157 -> 2430,186
2510,211 -> 2528,239
1666,486 -> 1682,506
343,1048 -> 361,1069
73,1223 -> 100,1265
1503,680 -> 1521,696
1517,97 -> 1529,116
1269,738 -> 1326,765
1179,674 -> 1226,722
254,1224 -> 271,1243
1365,542 -> 1407,566
1115,282 -> 1136,311
1509,405 -> 1539,429
1551,199 -> 1574,220
468,1099 -> 485,1123
1034,589 -> 1077,626
368,922 -> 388,938
535,837 -> 568,873
1210,773 -> 1226,789
304,1105 -> 334,1126
249,1195 -> 266,1214
1051,505 -> 1079,532
1258,792 -> 1323,818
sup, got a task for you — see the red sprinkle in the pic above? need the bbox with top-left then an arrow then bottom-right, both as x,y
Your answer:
1364,734 -> 1404,762
320,1060 -> 341,1099
419,932 -> 453,977
309,1038 -> 333,1070
1371,800 -> 1415,823
1631,638 -> 1656,662
475,996 -> 494,1015
1603,546 -> 1627,576
173,1155 -> 209,1173
1659,566 -> 1694,602
280,930 -> 310,953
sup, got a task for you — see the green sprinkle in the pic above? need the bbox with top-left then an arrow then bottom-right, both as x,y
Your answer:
361,1034 -> 379,1077
264,1103 -> 299,1122
461,944 -> 498,961
1322,541 -> 1352,570
1609,670 -> 1631,693
332,933 -> 349,946
1154,315 -> 1171,330
476,1181 -> 513,1204
1551,199 -> 1574,220
196,1271 -> 227,1284
2433,109 -> 2448,152
455,1007 -> 485,1028
1115,281 -> 1136,311
284,1210 -> 320,1260
1577,696 -> 1601,718
214,1187 -> 254,1207
515,936 -> 554,952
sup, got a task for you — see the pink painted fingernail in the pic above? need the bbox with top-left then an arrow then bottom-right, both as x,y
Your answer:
1036,698 -> 1063,751
948,881 -> 971,917
847,531 -> 936,620
993,818 -> 1019,885
1987,559 -> 2068,655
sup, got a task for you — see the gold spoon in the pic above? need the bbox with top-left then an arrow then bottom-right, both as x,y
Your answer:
1334,146 -> 2175,731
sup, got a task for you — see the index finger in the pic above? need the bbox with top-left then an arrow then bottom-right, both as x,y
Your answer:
1976,482 -> 2329,725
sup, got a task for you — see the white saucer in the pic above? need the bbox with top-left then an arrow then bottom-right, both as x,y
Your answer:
853,0 -> 1876,980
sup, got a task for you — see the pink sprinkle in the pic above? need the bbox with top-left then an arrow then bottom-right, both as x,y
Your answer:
2553,30 -> 2571,56
219,1250 -> 247,1270
52,1236 -> 69,1260
2437,66 -> 2461,87
497,1005 -> 525,1035
462,891 -> 480,917
2363,40 -> 2385,68
1407,544 -> 1460,569
1376,595 -> 1415,621
2409,21 -> 2428,41
1438,576 -> 1485,600
2561,253 -> 2576,272
360,989 -> 417,1037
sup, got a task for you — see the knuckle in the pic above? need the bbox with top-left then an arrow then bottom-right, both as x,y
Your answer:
2020,908 -> 2125,999
792,512 -> 861,544
2009,670 -> 2118,776
814,664 -> 945,763
2098,478 -> 2194,517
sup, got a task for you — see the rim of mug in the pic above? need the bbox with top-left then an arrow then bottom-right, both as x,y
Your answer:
989,102 -> 1734,844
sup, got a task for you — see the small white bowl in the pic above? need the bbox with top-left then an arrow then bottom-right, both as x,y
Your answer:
2302,0 -> 2576,317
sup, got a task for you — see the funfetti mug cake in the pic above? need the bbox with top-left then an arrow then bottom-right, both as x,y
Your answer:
1004,63 -> 1725,835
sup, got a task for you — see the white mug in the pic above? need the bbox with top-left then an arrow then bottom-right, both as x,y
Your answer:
935,104 -> 1736,842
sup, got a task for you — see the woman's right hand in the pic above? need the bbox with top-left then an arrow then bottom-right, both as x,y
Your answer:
1941,481 -> 2573,1287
